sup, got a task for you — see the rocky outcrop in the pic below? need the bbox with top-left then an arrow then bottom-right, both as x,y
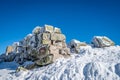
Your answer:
0,25 -> 117,70
68,39 -> 87,53
0,24 -> 70,69
92,36 -> 115,48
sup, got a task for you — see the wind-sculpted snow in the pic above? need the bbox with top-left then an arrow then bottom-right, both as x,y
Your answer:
0,46 -> 120,80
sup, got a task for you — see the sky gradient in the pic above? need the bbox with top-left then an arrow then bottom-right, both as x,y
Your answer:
0,0 -> 120,54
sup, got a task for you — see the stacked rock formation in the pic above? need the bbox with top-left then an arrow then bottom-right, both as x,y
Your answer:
0,25 -> 70,69
0,25 -> 116,70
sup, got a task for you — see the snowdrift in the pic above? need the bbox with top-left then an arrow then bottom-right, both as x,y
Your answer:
0,46 -> 120,80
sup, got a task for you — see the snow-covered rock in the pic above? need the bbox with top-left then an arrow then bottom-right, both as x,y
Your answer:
1,25 -> 70,69
68,39 -> 87,53
32,26 -> 41,34
1,25 -> 120,80
54,27 -> 61,33
44,24 -> 54,33
92,36 -> 115,48
0,46 -> 120,80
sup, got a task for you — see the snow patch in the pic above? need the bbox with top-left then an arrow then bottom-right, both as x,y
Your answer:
0,46 -> 120,80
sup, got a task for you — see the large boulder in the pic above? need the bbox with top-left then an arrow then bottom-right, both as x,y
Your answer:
92,36 -> 115,48
68,39 -> 87,53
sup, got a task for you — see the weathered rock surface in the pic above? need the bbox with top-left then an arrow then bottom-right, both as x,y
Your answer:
92,36 -> 115,48
0,24 -> 70,69
6,46 -> 13,55
68,39 -> 87,53
0,25 -> 116,71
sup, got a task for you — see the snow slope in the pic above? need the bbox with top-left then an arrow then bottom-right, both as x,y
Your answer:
0,46 -> 120,80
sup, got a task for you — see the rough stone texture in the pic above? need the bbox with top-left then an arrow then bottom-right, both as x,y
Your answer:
41,40 -> 51,45
6,46 -> 13,55
51,33 -> 66,41
1,24 -> 70,69
92,36 -> 115,48
53,41 -> 63,49
35,54 -> 53,66
44,24 -> 53,33
49,45 -> 61,61
68,39 -> 87,53
54,27 -> 61,33
59,48 -> 70,55
42,33 -> 51,40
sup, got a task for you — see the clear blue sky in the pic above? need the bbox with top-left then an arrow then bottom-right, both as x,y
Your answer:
0,0 -> 120,54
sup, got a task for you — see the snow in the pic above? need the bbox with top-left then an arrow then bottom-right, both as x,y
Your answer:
24,34 -> 33,40
0,46 -> 120,80
69,39 -> 86,47
70,39 -> 81,44
32,26 -> 41,34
